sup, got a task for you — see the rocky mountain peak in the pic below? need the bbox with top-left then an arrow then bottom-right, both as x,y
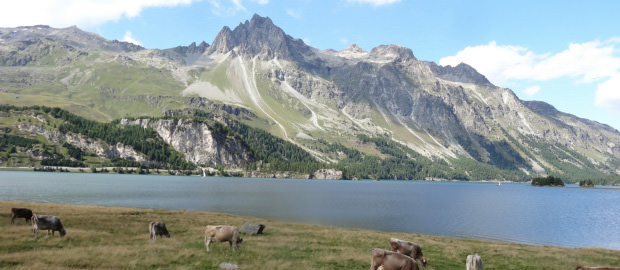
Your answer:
0,25 -> 144,53
337,44 -> 369,59
428,62 -> 493,87
206,14 -> 311,60
368,44 -> 416,62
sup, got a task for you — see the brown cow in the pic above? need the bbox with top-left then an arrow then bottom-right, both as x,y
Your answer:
10,208 -> 33,224
371,248 -> 419,270
389,238 -> 427,268
576,267 -> 620,270
204,225 -> 243,252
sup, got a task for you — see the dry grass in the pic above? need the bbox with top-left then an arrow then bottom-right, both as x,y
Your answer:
1,201 -> 619,269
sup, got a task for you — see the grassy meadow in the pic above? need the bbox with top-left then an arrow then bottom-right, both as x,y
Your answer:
1,201 -> 619,269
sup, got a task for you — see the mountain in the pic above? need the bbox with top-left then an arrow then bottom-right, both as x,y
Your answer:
1,14 -> 620,182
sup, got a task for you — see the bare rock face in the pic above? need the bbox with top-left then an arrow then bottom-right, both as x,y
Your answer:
120,118 -> 253,167
312,168 -> 344,180
17,122 -> 145,161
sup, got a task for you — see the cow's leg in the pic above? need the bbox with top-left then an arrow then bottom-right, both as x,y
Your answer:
10,215 -> 15,224
204,236 -> 212,251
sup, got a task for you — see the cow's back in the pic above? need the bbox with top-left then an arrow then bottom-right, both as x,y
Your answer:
372,248 -> 418,270
206,225 -> 238,241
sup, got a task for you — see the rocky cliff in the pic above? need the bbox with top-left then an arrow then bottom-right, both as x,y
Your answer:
120,118 -> 253,167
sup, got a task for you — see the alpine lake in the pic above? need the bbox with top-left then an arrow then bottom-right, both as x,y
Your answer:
1,170 -> 619,250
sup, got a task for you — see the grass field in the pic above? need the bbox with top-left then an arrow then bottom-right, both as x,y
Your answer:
1,201 -> 619,270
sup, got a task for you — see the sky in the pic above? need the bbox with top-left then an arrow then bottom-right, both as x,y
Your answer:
2,0 -> 620,130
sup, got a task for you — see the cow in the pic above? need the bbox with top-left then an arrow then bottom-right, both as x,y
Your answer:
204,225 -> 243,252
389,238 -> 427,268
31,214 -> 66,240
149,221 -> 170,240
10,208 -> 33,224
371,248 -> 419,270
576,267 -> 620,270
466,254 -> 483,270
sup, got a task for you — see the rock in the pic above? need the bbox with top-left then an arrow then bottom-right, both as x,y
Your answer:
218,262 -> 239,270
312,168 -> 344,180
240,222 -> 265,235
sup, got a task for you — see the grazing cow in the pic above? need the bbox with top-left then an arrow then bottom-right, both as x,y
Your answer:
149,221 -> 170,240
371,248 -> 419,270
466,254 -> 483,270
10,208 -> 33,224
31,214 -> 66,240
576,267 -> 620,270
389,238 -> 427,268
204,225 -> 243,252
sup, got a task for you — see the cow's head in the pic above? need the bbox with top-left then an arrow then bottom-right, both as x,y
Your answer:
60,228 -> 66,237
236,237 -> 243,247
421,256 -> 427,267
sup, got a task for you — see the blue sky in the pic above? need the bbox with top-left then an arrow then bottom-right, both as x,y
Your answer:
2,0 -> 620,130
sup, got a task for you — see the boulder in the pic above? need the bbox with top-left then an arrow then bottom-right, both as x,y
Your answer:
240,222 -> 265,235
218,262 -> 239,270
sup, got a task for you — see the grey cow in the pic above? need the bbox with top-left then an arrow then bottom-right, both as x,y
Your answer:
149,221 -> 170,240
32,214 -> 66,240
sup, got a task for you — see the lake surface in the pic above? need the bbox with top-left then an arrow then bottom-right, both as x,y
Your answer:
1,171 -> 619,250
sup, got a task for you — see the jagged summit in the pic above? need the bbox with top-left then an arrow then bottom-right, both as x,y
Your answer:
206,14 -> 312,60
364,44 -> 416,64
337,44 -> 368,59
428,62 -> 493,87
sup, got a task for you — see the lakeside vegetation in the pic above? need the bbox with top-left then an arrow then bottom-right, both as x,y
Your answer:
531,176 -> 565,187
1,201 -> 619,270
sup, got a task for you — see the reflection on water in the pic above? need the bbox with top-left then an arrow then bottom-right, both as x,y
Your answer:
1,171 -> 619,249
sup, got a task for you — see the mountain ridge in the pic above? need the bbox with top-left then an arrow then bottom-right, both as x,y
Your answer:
1,14 -> 619,181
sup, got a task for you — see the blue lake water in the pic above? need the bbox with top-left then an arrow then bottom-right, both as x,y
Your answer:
1,171 -> 619,250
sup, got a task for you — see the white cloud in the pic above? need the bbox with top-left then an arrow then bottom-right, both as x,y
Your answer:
286,9 -> 302,19
209,0 -> 262,16
595,74 -> 620,112
122,31 -> 142,46
439,40 -> 620,85
345,0 -> 400,6
523,86 -> 541,96
441,39 -> 620,113
231,0 -> 246,11
0,0 -> 197,28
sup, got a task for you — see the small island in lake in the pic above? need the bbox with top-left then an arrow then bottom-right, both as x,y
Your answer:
531,176 -> 565,187
578,179 -> 595,188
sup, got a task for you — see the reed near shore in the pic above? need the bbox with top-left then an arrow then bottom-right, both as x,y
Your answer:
1,201 -> 619,269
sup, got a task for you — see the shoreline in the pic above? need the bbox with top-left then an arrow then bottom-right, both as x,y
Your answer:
2,201 -> 620,269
